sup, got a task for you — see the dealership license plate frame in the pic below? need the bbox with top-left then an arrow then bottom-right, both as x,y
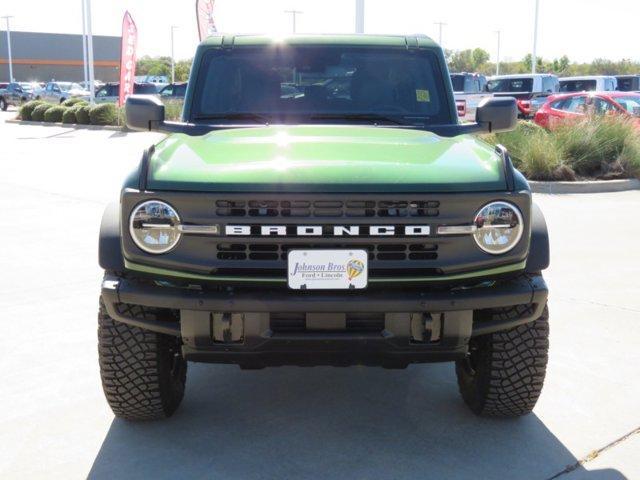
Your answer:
287,249 -> 368,290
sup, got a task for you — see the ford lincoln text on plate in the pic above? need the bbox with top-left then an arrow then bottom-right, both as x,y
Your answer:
98,34 -> 550,420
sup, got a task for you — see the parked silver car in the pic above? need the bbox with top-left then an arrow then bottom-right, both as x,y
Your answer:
37,81 -> 91,103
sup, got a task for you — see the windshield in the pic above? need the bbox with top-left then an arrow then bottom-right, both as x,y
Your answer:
486,78 -> 533,93
560,80 -> 597,92
192,46 -> 451,124
450,75 -> 465,92
613,96 -> 640,116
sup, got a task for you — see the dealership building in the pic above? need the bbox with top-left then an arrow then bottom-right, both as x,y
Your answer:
0,31 -> 120,83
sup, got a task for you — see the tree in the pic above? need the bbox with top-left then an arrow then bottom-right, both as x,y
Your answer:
550,55 -> 570,75
136,56 -> 193,82
471,48 -> 490,69
448,48 -> 491,72
136,56 -> 172,77
174,59 -> 193,82
521,54 -> 545,73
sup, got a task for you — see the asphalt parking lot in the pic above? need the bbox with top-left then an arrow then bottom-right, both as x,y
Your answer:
1,109 -> 639,480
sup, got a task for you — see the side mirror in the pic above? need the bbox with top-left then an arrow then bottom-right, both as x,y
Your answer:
126,95 -> 165,131
476,96 -> 518,133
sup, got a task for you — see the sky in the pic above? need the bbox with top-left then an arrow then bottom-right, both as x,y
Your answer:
1,0 -> 638,64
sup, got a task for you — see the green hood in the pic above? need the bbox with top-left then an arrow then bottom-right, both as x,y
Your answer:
147,126 -> 506,192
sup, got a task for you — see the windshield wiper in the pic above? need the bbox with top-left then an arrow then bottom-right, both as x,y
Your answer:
309,113 -> 414,125
193,113 -> 271,124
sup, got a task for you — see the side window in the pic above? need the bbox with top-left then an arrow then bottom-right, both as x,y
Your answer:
46,84 -> 52,92
563,96 -> 587,113
160,85 -> 174,97
550,99 -> 566,110
542,77 -> 556,93
96,87 -> 108,97
175,84 -> 187,96
109,85 -> 119,96
593,97 -> 616,114
463,77 -> 473,93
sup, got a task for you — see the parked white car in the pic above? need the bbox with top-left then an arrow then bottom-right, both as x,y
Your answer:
450,73 -> 492,121
616,75 -> 640,92
487,74 -> 559,118
559,76 -> 617,93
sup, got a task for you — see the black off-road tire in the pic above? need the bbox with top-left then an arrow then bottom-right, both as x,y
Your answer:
455,305 -> 549,417
0,98 -> 7,111
98,300 -> 187,421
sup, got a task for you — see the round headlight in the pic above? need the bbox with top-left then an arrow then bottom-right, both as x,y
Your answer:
129,200 -> 181,254
473,201 -> 524,255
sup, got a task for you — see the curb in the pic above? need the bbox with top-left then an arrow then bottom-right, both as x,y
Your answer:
530,179 -> 640,194
5,118 -> 125,131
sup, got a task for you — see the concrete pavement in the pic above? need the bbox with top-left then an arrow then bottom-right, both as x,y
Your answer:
0,110 -> 638,479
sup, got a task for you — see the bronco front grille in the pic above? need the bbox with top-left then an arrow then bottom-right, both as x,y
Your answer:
216,242 -> 439,262
123,191 -> 531,282
215,199 -> 440,218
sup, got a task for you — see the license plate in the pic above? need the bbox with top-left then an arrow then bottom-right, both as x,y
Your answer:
287,250 -> 368,290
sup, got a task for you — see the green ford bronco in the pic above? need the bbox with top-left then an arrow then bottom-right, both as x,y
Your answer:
98,34 -> 550,420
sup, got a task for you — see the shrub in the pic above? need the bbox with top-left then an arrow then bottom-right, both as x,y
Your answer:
485,116 -> 640,181
19,100 -> 47,121
76,105 -> 91,124
31,104 -> 52,122
62,107 -> 77,124
43,106 -> 67,123
62,97 -> 88,108
617,134 -> 640,179
555,116 -> 637,177
89,103 -> 117,125
164,100 -> 184,121
493,122 -> 572,181
115,105 -> 126,127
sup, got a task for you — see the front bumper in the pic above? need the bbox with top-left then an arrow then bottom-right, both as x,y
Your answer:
101,274 -> 548,368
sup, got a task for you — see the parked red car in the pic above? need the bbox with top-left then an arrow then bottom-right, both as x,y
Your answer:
534,92 -> 640,129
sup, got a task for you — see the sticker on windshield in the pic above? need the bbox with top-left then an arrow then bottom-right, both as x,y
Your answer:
416,89 -> 430,102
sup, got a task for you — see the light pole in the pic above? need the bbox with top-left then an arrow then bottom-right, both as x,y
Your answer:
355,0 -> 364,34
434,22 -> 446,46
81,0 -> 88,86
495,30 -> 501,75
284,10 -> 303,34
170,25 -> 178,83
1,16 -> 14,82
532,0 -> 539,74
84,0 -> 95,103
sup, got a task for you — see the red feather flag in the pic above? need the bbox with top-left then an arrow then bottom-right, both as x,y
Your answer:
196,0 -> 217,41
119,11 -> 138,106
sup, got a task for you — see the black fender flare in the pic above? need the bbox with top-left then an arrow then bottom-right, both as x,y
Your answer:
99,202 -> 124,272
525,203 -> 550,273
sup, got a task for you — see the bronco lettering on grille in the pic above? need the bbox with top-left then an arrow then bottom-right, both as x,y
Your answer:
224,225 -> 431,237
